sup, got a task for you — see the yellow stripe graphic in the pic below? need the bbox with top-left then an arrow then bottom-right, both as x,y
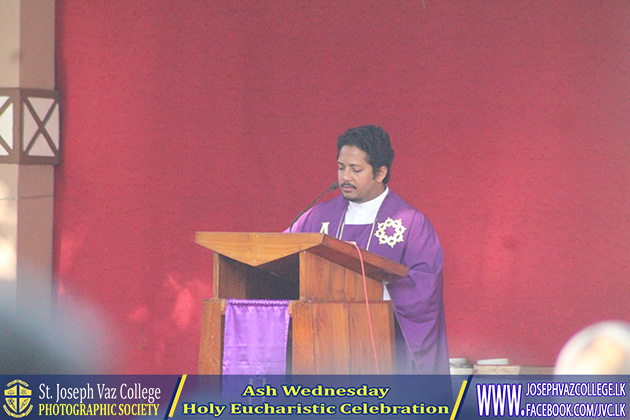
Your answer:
450,379 -> 468,420
168,374 -> 188,418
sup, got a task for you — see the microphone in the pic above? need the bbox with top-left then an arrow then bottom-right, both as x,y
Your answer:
289,182 -> 338,232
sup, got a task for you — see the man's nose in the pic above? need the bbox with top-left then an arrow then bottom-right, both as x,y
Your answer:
341,168 -> 352,181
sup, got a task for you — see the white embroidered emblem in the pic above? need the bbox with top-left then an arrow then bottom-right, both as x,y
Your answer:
374,217 -> 407,248
320,222 -> 330,235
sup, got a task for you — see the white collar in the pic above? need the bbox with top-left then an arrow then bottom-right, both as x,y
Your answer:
345,187 -> 389,225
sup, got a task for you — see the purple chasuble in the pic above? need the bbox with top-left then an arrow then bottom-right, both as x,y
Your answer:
290,190 -> 449,374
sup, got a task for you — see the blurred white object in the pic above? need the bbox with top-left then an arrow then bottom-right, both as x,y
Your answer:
0,293 -> 115,374
555,321 -> 630,375
476,358 -> 509,365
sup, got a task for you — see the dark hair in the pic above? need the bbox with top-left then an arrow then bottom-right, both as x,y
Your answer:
337,125 -> 395,183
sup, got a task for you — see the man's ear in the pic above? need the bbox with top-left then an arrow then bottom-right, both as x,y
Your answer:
375,165 -> 388,183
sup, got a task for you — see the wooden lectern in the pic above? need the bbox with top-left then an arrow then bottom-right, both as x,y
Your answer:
195,232 -> 408,375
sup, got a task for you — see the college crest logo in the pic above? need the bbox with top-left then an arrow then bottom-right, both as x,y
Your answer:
374,217 -> 406,248
4,380 -> 33,418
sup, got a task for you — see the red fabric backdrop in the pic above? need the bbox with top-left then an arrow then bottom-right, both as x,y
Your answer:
54,0 -> 630,373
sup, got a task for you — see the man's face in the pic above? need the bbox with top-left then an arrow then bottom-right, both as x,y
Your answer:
337,145 -> 387,204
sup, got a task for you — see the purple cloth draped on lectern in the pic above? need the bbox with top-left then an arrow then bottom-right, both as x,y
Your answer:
222,299 -> 290,375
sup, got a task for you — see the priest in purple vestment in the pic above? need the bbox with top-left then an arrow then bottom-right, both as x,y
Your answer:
289,125 -> 449,374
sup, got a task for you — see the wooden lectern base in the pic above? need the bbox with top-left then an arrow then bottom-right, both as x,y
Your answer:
198,298 -> 396,375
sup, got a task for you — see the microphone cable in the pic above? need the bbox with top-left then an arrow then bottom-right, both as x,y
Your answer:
348,241 -> 380,374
